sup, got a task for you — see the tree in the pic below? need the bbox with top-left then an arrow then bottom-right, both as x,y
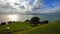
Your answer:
30,17 -> 40,26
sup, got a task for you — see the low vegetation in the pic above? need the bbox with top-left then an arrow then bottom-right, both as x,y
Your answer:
17,21 -> 60,34
0,21 -> 60,34
0,22 -> 33,34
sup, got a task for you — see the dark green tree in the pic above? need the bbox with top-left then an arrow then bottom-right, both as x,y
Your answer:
30,17 -> 40,26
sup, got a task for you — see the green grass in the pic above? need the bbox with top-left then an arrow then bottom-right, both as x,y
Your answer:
0,21 -> 60,34
0,22 -> 33,34
17,21 -> 60,34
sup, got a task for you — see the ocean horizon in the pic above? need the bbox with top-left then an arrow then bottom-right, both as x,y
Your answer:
0,14 -> 60,23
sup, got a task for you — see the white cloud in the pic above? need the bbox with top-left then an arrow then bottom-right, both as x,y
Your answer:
42,6 -> 60,13
0,0 -> 60,14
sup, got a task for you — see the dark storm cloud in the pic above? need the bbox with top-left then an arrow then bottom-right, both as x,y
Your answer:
14,3 -> 21,6
0,3 -> 13,9
0,3 -> 16,14
0,0 -> 60,14
19,5 -> 25,9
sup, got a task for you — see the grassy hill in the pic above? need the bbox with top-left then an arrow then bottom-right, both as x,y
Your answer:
0,21 -> 60,34
0,22 -> 33,34
17,21 -> 60,34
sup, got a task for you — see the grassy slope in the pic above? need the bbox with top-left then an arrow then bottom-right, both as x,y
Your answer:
0,22 -> 33,34
17,21 -> 60,34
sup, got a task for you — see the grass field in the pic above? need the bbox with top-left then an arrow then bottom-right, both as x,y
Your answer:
0,21 -> 60,34
17,21 -> 60,34
0,22 -> 33,34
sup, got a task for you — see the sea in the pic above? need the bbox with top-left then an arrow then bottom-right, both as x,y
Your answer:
0,14 -> 60,24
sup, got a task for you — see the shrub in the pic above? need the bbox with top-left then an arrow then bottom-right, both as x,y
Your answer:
25,20 -> 30,22
1,22 -> 6,26
7,21 -> 13,24
40,20 -> 49,24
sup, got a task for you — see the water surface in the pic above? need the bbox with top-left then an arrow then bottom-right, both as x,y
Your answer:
0,14 -> 60,23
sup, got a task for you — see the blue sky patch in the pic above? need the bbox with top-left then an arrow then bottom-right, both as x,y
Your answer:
43,0 -> 60,8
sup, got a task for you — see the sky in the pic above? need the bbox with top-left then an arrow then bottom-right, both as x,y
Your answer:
0,0 -> 60,14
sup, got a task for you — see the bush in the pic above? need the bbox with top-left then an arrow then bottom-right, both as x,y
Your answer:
40,20 -> 49,24
7,21 -> 15,24
25,20 -> 30,22
7,21 -> 13,24
1,22 -> 6,26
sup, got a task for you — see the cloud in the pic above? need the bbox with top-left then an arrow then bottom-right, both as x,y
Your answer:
19,5 -> 25,9
0,3 -> 12,9
0,0 -> 60,14
0,2 -> 17,14
14,3 -> 21,6
34,6 -> 60,14
29,0 -> 60,13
